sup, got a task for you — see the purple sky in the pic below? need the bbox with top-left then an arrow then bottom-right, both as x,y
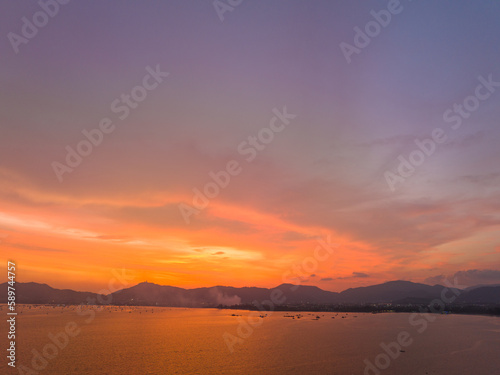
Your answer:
1,0 -> 500,291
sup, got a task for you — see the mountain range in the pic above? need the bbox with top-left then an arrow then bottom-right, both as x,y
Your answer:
1,280 -> 499,307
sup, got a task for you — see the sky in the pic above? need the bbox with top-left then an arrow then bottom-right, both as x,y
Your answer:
1,0 -> 500,292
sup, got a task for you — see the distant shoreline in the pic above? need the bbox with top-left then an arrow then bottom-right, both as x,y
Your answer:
4,303 -> 500,317
216,304 -> 500,317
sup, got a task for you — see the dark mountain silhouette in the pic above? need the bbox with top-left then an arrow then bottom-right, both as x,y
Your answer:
109,282 -> 340,306
464,284 -> 500,291
337,280 -> 461,304
1,280 -> 498,307
273,283 -> 340,304
110,282 -> 191,306
0,282 -> 103,304
455,286 -> 500,304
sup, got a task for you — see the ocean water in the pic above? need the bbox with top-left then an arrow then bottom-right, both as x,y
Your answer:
2,305 -> 500,374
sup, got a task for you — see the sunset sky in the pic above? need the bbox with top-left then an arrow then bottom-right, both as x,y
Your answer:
1,0 -> 500,292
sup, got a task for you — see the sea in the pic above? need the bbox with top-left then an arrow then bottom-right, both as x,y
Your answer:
2,305 -> 500,374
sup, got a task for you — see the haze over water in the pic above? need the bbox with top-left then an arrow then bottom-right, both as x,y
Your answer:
3,305 -> 500,374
